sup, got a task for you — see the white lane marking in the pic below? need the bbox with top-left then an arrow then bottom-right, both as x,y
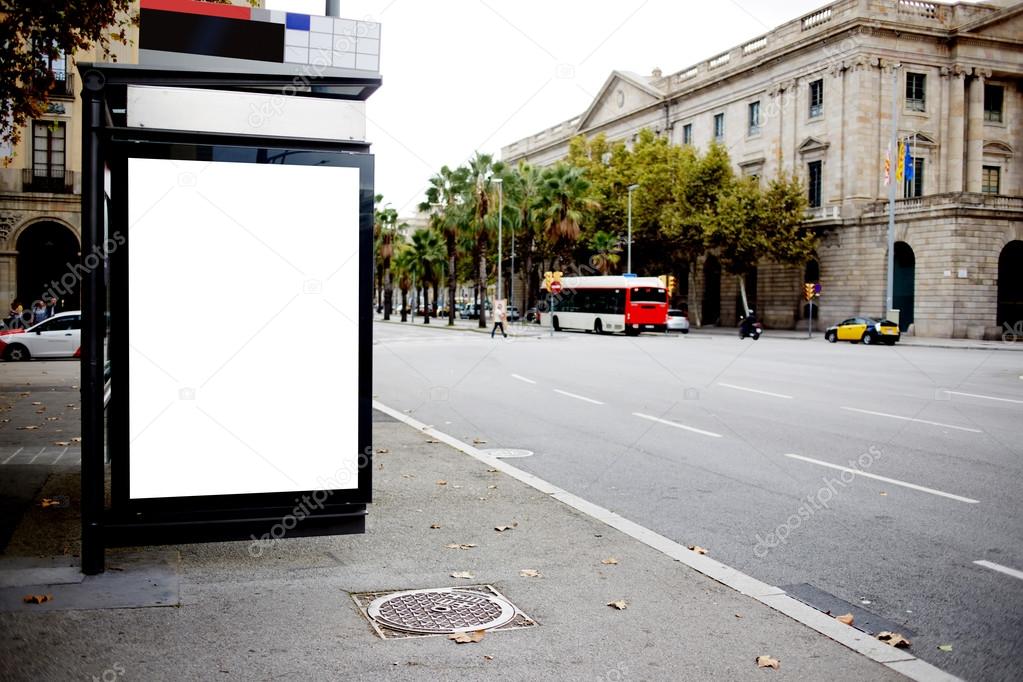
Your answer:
718,382 -> 793,400
52,447 -> 68,464
784,453 -> 980,504
553,389 -> 604,405
511,373 -> 537,384
841,406 -> 982,433
2,447 -> 24,465
633,412 -> 723,439
943,390 -> 1023,405
974,560 -> 1023,581
28,447 -> 45,464
373,400 -> 945,676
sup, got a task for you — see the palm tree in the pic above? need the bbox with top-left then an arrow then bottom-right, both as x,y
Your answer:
538,163 -> 598,268
393,244 -> 414,322
409,228 -> 445,324
465,152 -> 506,328
508,162 -> 544,310
374,196 -> 400,319
588,230 -> 622,274
420,165 -> 469,326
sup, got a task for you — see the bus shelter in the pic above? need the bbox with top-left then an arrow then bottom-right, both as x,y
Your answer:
77,56 -> 378,574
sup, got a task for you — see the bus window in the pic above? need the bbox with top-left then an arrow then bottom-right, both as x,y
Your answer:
630,287 -> 667,303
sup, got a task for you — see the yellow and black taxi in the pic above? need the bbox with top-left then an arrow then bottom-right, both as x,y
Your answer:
825,317 -> 900,345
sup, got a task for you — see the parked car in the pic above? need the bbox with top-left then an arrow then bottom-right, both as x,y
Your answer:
506,306 -> 521,322
525,307 -> 540,323
0,311 -> 82,361
666,309 -> 690,333
825,317 -> 900,345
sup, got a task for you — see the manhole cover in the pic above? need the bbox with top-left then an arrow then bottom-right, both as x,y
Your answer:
481,448 -> 533,459
366,588 -> 516,634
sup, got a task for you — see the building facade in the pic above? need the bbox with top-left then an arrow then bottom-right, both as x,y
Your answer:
501,0 -> 1023,338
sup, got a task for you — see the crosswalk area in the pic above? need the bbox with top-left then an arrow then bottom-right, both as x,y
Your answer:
0,446 -> 80,466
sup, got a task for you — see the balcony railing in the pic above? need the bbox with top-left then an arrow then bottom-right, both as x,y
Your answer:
22,169 -> 74,193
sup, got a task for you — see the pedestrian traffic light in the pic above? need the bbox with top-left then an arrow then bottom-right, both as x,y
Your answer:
667,275 -> 677,293
803,283 -> 815,301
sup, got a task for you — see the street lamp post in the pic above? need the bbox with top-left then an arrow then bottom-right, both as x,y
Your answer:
627,184 -> 639,274
494,178 -> 503,307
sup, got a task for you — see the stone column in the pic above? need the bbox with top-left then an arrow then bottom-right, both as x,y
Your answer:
965,68 -> 988,193
945,66 -> 966,193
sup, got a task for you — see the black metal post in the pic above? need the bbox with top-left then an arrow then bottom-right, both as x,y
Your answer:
80,69 -> 107,575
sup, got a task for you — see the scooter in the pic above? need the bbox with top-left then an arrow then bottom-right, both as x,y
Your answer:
738,318 -> 762,340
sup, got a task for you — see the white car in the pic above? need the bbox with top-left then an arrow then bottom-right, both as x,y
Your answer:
0,311 -> 82,361
667,309 -> 690,333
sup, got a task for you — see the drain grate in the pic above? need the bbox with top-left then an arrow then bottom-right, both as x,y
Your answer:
352,584 -> 536,640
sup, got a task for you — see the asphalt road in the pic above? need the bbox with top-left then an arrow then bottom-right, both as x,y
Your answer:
373,320 -> 1023,681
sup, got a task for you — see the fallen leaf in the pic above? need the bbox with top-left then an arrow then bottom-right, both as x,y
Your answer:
31,401 -> 42,406
53,441 -> 70,447
70,437 -> 81,443
450,571 -> 474,579
35,409 -> 46,414
426,439 -> 440,444
601,558 -> 619,565
756,655 -> 780,669
22,594 -> 53,604
483,655 -> 494,661
436,480 -> 447,486
17,426 -> 39,430
445,543 -> 477,550
494,525 -> 514,532
519,569 -> 540,577
877,632 -> 911,648
486,469 -> 498,473
40,498 -> 61,508
487,485 -> 497,489
375,448 -> 389,454
45,417 -> 59,421
19,392 -> 30,397
472,438 -> 487,444
607,600 -> 628,610
448,630 -> 485,644
735,613 -> 743,618
879,491 -> 888,496
688,545 -> 708,555
429,524 -> 441,529
401,474 -> 415,479
835,613 -> 854,626
937,644 -> 953,652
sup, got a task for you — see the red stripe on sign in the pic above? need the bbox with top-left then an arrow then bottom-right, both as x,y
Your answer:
140,0 -> 251,20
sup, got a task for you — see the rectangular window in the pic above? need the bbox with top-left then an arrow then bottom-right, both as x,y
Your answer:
984,83 -> 1003,123
905,72 -> 926,111
747,101 -> 761,135
713,112 -> 725,141
682,123 -> 692,145
903,158 -> 924,198
807,160 -> 822,208
982,166 -> 1000,194
32,121 -> 65,179
809,79 -> 823,118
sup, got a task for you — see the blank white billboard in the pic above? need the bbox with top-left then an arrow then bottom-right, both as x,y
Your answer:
127,157 -> 360,498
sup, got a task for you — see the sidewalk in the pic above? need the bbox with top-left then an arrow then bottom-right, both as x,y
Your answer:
0,411 -> 951,681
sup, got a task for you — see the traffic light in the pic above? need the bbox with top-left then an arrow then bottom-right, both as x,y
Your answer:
667,275 -> 677,293
803,283 -> 815,301
544,271 -> 553,291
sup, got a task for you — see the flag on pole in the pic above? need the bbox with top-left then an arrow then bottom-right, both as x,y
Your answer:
904,137 -> 914,182
896,138 -> 906,184
884,141 -> 891,186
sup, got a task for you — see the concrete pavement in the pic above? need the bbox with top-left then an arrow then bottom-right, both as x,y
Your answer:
0,407 -> 932,680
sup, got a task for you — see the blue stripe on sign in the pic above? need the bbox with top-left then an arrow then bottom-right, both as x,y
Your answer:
285,13 -> 310,30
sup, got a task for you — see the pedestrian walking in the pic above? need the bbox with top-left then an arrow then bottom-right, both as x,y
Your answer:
31,299 -> 48,325
491,299 -> 508,338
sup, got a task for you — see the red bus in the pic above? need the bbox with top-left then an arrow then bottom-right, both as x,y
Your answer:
548,276 -> 668,335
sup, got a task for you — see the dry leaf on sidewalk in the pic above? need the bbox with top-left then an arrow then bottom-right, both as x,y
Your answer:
756,655 -> 780,669
53,441 -> 70,446
429,524 -> 441,529
601,558 -> 619,565
31,401 -> 42,406
17,426 -> 39,430
606,600 -> 628,610
487,485 -> 497,489
71,437 -> 81,443
937,644 -> 953,652
519,569 -> 540,577
22,594 -> 53,604
494,525 -> 515,532
445,543 -> 477,550
472,438 -> 487,444
450,571 -> 474,579
40,498 -> 62,509
375,448 -> 389,454
448,630 -> 485,644
877,632 -> 911,648
688,545 -> 708,555
426,439 -> 440,444
436,480 -> 447,486
835,613 -> 855,625
486,469 -> 498,473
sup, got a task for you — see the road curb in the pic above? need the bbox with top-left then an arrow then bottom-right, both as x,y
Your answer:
373,399 -> 963,682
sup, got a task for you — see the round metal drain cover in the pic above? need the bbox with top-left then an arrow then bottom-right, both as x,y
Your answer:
481,448 -> 534,459
366,588 -> 516,634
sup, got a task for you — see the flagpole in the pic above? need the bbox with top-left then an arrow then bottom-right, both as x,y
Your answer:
885,64 -> 900,319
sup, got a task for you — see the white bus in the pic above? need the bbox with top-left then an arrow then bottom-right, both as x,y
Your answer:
548,276 -> 668,336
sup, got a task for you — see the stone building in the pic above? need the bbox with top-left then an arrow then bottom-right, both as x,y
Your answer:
501,0 -> 1023,338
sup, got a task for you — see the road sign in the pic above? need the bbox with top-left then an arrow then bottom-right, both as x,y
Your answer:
550,281 -> 563,294
814,282 -> 822,295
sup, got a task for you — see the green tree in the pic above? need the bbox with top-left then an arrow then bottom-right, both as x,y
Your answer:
503,162 -> 545,310
537,162 -> 598,269
409,227 -> 445,324
420,164 -> 469,326
374,195 -> 400,319
465,152 -> 505,328
587,230 -> 622,274
392,244 -> 414,323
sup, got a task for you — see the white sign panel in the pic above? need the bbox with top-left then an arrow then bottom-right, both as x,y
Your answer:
127,157 -> 360,498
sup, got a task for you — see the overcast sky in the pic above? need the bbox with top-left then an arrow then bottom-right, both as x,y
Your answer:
266,1 -> 834,217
